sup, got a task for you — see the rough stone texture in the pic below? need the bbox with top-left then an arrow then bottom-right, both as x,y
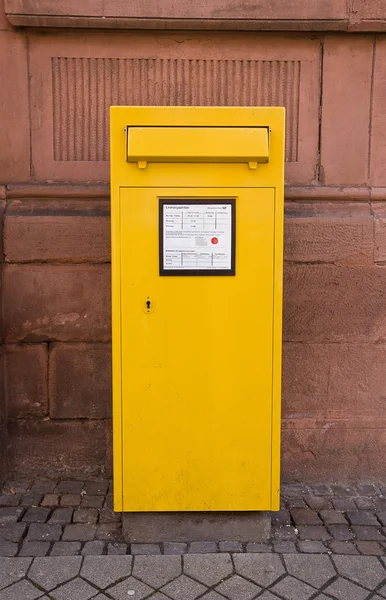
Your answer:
4,200 -> 110,263
233,554 -> 285,586
49,343 -> 111,419
133,555 -> 181,588
3,264 -> 111,342
5,344 -> 48,418
28,556 -> 82,590
184,554 -> 233,586
122,512 -> 270,543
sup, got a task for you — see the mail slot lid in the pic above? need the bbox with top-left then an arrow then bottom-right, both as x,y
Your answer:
127,126 -> 269,164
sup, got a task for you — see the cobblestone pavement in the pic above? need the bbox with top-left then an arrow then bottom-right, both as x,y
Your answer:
1,553 -> 386,599
1,480 -> 386,558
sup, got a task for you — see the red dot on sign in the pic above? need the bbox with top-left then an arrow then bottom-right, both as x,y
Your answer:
211,237 -> 219,245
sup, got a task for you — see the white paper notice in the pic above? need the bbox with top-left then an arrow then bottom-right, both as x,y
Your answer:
162,202 -> 233,271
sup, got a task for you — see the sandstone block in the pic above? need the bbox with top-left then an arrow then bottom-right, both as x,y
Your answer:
49,343 -> 111,419
372,203 -> 386,260
370,38 -> 386,184
4,200 -> 110,263
3,264 -> 111,342
5,344 -> 48,418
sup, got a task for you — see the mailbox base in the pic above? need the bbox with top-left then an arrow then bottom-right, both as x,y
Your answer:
122,511 -> 271,543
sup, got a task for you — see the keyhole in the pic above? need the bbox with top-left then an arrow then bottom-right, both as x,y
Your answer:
146,300 -> 151,310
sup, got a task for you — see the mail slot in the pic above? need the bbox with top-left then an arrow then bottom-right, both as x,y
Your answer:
110,106 -> 285,512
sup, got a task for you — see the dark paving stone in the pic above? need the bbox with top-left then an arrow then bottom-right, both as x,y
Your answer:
281,484 -> 309,497
329,541 -> 359,554
332,498 -> 357,511
219,541 -> 243,552
82,540 -> 106,555
346,511 -> 380,526
56,481 -> 84,494
327,524 -> 354,541
82,481 -> 109,496
273,541 -> 297,553
298,526 -> 331,541
95,523 -> 122,541
48,508 -> 73,525
104,496 -> 113,510
99,509 -> 121,524
245,543 -> 272,552
23,507 -> 50,523
189,541 -> 218,553
287,498 -> 307,509
20,493 -> 43,507
331,484 -> 357,497
272,510 -> 291,526
291,509 -> 322,526
355,497 -> 376,511
272,525 -> 297,542
297,541 -> 329,553
374,498 -> 386,511
377,512 -> 386,526
107,543 -> 128,555
356,484 -> 380,497
27,523 -> 62,541
30,480 -> 56,494
60,494 -> 81,507
352,526 -> 383,541
0,522 -> 27,542
81,495 -> 104,509
50,541 -> 81,556
131,543 -> 162,555
0,494 -> 21,507
304,496 -> 332,511
163,542 -> 188,555
41,494 -> 59,507
308,484 -> 333,496
0,507 -> 24,524
356,541 -> 384,555
62,524 -> 96,541
19,541 -> 50,556
0,541 -> 18,556
73,508 -> 98,524
320,510 -> 348,525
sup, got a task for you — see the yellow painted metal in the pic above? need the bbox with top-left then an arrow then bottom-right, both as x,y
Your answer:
127,126 -> 269,165
110,107 -> 285,513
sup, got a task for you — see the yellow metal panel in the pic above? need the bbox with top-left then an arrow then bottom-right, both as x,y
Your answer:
127,127 -> 269,164
110,106 -> 285,512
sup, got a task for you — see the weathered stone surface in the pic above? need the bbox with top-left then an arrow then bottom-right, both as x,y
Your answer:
323,577 -> 369,600
270,575 -> 315,600
28,556 -> 82,591
0,557 -> 31,590
4,200 -> 110,263
108,576 -> 153,600
283,554 -> 335,587
370,39 -> 386,185
5,344 -> 48,418
133,555 -> 181,588
3,264 -> 111,342
215,574 -> 261,599
333,555 -> 386,588
233,554 -> 285,587
8,420 -> 109,478
161,574 -> 206,600
62,524 -> 96,541
49,577 -> 97,600
184,554 -> 233,586
285,203 -> 373,266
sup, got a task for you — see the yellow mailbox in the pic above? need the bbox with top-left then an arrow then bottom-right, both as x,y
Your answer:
111,107 -> 284,513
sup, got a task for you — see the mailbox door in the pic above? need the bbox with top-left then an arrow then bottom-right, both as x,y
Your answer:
119,186 -> 277,511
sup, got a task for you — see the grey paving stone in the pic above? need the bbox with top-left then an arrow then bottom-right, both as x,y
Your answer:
184,554 -> 233,586
50,577 -> 98,600
355,498 -> 376,511
161,574 -> 206,600
303,496 -> 332,511
81,496 -> 104,509
272,510 -> 291,526
56,481 -> 84,494
30,480 -> 56,494
41,495 -> 59,507
331,484 -> 357,497
270,575 -> 315,600
189,542 -> 217,553
356,484 -> 380,497
272,525 -> 297,542
0,542 -> 18,556
20,494 -> 44,507
104,496 -> 113,510
291,509 -> 322,526
133,554 -> 182,588
233,554 -> 285,587
333,498 -> 357,511
320,510 -> 348,525
329,541 -> 359,554
60,494 -> 81,507
82,481 -> 109,496
308,484 -> 333,496
0,523 -> 27,542
50,542 -> 81,556
256,593 -> 282,600
328,524 -> 354,541
0,508 -> 24,524
163,542 -> 187,555
323,577 -> 370,600
283,554 -> 335,587
131,543 -> 161,555
219,541 -> 243,552
81,555 -> 133,588
347,512 -> 380,526
29,556 -> 82,591
82,541 -> 105,555
95,523 -> 122,541
19,542 -> 50,556
273,541 -> 297,553
0,557 -> 32,590
98,509 -> 121,524
374,499 -> 386,511
108,576 -> 153,600
62,524 -> 96,541
298,526 -> 330,541
282,484 -> 310,497
49,508 -> 74,525
0,579 -> 44,599
198,593 -> 227,600
91,596 -> 111,600
377,583 -> 386,597
356,541 -> 384,555
333,555 -> 386,589
297,541 -> 329,553
73,509 -> 98,524
215,574 -> 261,600
27,524 -> 62,541
287,498 -> 307,509
246,542 -> 272,552
352,526 -> 383,541
23,508 -> 50,524
377,512 -> 386,526
107,543 -> 128,555
0,494 -> 21,507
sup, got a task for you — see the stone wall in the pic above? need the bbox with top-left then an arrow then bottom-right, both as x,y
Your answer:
1,0 -> 386,482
